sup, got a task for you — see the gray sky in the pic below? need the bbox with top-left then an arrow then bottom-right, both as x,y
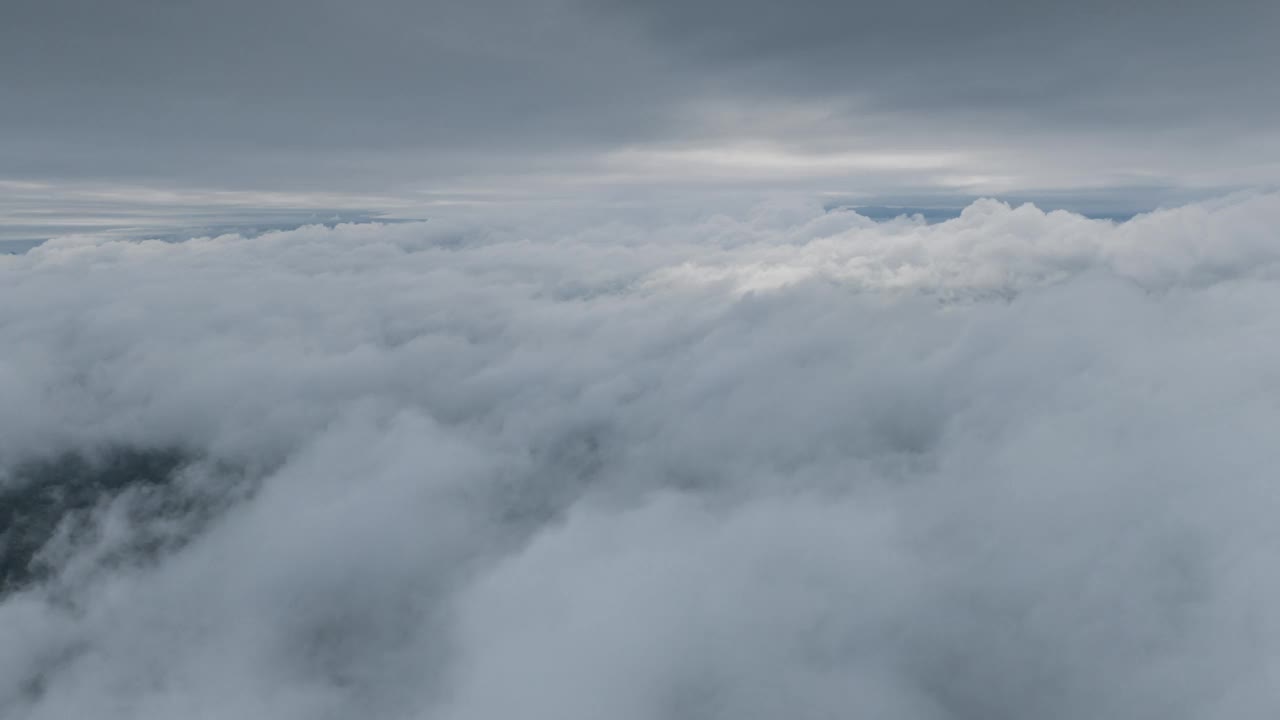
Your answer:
3,0 -> 1279,237
9,6 -> 1280,713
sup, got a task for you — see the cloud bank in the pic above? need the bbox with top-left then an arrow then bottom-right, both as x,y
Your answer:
4,193 -> 1280,718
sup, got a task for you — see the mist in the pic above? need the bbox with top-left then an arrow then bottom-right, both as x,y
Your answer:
3,194 -> 1280,718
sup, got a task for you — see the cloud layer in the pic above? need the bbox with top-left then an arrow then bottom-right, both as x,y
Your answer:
5,194 -> 1280,718
5,0 -> 1278,206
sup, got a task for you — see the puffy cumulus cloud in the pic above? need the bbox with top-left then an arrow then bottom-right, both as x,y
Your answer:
4,193 -> 1280,718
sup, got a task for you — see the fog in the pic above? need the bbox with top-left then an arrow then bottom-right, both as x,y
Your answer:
4,193 -> 1280,719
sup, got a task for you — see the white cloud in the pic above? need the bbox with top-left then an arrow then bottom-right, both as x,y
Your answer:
4,192 -> 1280,718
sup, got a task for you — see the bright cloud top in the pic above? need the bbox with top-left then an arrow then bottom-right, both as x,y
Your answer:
4,193 -> 1280,719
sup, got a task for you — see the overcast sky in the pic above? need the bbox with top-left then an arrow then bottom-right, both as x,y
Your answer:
3,0 -> 1279,239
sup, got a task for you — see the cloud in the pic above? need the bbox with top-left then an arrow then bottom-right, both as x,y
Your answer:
4,193 -> 1280,718
3,0 -> 1278,206
592,0 -> 1280,115
0,0 -> 683,188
